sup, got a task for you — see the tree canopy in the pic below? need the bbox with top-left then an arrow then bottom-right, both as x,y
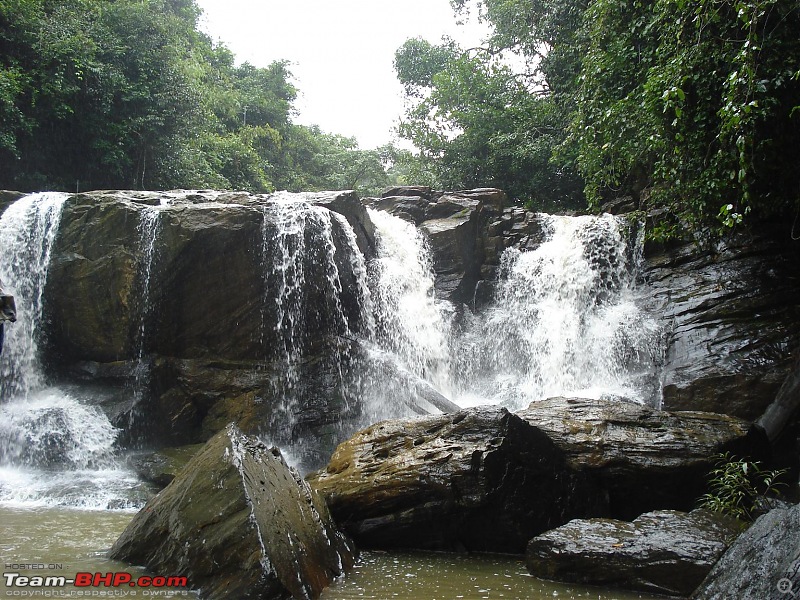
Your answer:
395,0 -> 800,234
0,0 -> 391,195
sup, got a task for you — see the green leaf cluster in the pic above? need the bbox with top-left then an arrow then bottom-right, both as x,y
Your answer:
0,0 -> 390,194
393,37 -> 584,210
395,0 -> 799,231
699,452 -> 787,521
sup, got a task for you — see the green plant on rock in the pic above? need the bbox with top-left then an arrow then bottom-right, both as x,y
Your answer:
699,452 -> 787,521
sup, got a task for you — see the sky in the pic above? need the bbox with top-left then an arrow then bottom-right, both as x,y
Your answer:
195,0 -> 490,150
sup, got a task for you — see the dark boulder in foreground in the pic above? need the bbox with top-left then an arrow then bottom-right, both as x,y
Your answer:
526,509 -> 742,597
110,424 -> 355,600
518,397 -> 754,519
308,398 -> 754,553
307,406 -> 597,553
691,502 -> 800,600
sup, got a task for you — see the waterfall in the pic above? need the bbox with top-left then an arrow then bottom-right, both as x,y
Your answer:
367,208 -> 451,390
262,196 -> 356,375
0,193 -> 142,510
365,210 -> 664,411
452,213 -> 664,408
131,200 -> 169,401
0,192 -> 67,399
259,194 -> 371,442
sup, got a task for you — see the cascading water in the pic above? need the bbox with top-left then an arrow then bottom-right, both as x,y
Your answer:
0,192 -> 67,399
450,213 -> 664,408
260,194 -> 367,438
0,193 -> 144,509
130,199 -> 171,409
367,208 -> 451,389
364,210 -> 664,412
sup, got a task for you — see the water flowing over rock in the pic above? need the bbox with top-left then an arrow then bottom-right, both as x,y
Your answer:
39,190 -> 383,459
691,502 -> 800,600
525,509 -> 743,597
447,214 -> 665,408
0,192 -> 67,398
2,185 -> 796,518
110,424 -> 355,600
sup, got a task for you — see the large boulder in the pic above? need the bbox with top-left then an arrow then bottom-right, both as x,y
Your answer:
525,509 -> 743,597
307,406 -> 597,553
517,397 -> 755,519
308,397 -> 756,554
110,424 -> 355,600
691,502 -> 800,600
45,190 -> 375,365
644,223 -> 800,420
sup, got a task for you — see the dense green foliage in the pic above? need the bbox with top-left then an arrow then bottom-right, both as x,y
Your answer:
396,0 -> 800,230
0,0 -> 390,195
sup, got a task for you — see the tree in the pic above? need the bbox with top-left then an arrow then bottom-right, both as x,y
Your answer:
394,37 -> 583,209
446,0 -> 800,235
0,0 -> 392,194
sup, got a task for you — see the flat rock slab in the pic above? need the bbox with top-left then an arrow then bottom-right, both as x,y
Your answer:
307,406 -> 597,553
518,397 -> 753,519
526,509 -> 742,597
110,424 -> 355,600
692,502 -> 800,600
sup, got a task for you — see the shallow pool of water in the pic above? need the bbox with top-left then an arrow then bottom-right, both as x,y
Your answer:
1,507 -> 668,600
321,550 -> 666,600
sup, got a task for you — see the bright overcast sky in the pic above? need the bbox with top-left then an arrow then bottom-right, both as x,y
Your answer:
195,0 -> 490,149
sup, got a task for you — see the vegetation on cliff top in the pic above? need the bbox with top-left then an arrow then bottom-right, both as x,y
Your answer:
2,0 -> 798,234
0,0 -> 392,195
395,0 -> 800,233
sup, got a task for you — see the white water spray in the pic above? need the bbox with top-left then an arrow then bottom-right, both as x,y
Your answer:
365,210 -> 664,411
0,193 -> 142,509
131,201 -> 169,397
0,192 -> 67,399
451,214 -> 663,408
367,208 -> 452,390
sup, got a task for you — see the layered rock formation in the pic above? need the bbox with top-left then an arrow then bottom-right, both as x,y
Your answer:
365,187 -> 506,305
111,425 -> 355,600
644,223 -> 800,421
308,405 -> 596,553
517,397 -> 755,519
40,190 -> 377,459
525,509 -> 742,597
308,398 -> 752,552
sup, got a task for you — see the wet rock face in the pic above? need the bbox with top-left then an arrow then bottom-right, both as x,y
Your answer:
517,397 -> 754,519
110,424 -> 355,600
644,224 -> 800,420
42,190 -> 378,455
307,406 -> 597,553
308,398 -> 754,553
45,190 -> 372,365
526,509 -> 743,597
691,502 -> 800,600
366,187 -> 507,304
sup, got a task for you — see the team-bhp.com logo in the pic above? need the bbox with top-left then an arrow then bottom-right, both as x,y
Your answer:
4,571 -> 187,590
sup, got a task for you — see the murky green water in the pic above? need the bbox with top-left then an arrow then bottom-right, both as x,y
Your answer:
1,507 -> 667,600
0,506 -> 196,598
321,551 -> 668,600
